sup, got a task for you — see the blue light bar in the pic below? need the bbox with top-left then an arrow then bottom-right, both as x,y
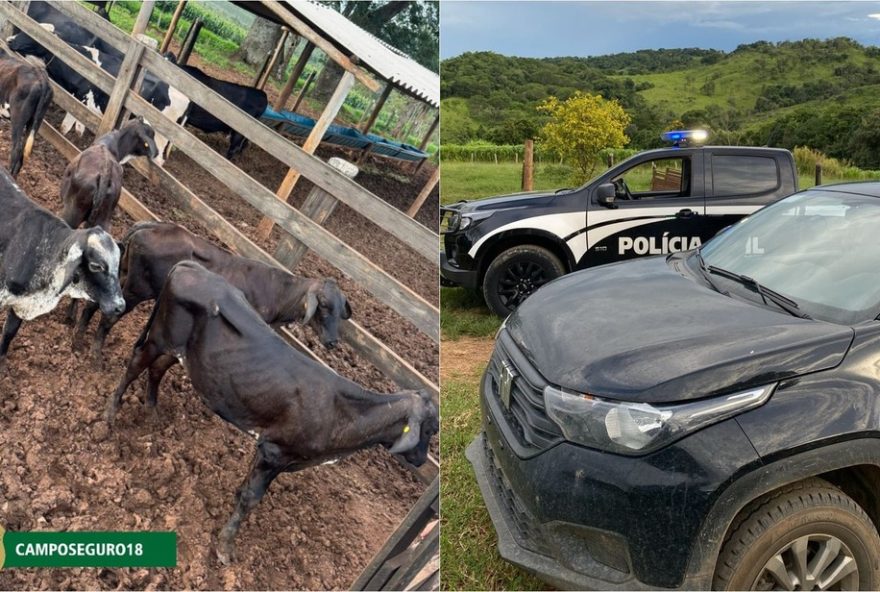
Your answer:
661,129 -> 708,146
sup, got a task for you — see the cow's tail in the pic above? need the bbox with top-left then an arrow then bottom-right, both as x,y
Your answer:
134,278 -> 164,350
24,73 -> 52,160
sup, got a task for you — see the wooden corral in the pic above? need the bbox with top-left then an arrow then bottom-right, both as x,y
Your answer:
0,0 -> 439,486
351,477 -> 439,591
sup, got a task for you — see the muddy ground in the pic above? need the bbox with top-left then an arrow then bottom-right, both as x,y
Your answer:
0,97 -> 437,590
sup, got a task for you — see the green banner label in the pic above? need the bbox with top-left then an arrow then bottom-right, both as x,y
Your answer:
0,527 -> 176,568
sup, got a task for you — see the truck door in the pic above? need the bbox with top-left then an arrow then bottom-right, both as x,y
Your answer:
703,151 -> 787,240
582,152 -> 706,268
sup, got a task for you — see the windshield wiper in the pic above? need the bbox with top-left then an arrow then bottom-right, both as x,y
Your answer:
706,264 -> 812,319
693,251 -> 728,296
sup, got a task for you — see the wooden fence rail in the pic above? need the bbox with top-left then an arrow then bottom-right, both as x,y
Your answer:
0,2 -> 439,345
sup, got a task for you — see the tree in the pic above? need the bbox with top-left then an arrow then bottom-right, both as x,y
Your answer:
239,16 -> 283,67
312,1 -> 438,102
538,92 -> 630,183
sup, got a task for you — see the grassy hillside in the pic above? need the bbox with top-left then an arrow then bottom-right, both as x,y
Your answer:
441,40 -> 880,167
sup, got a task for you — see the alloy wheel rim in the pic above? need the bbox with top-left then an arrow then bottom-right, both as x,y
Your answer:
752,533 -> 860,591
497,261 -> 548,307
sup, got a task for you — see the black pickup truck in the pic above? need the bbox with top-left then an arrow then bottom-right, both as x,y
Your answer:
441,144 -> 798,316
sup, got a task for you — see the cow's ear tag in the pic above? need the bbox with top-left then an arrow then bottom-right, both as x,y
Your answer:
403,425 -> 410,434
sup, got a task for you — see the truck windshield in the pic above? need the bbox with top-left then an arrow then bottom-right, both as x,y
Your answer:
699,190 -> 880,324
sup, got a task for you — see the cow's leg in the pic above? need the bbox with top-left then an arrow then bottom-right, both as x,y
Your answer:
91,295 -> 139,362
73,301 -> 99,354
225,132 -> 248,160
66,300 -> 80,330
8,102 -> 25,177
217,441 -> 285,565
105,340 -> 161,425
0,311 -> 24,373
145,354 -> 177,422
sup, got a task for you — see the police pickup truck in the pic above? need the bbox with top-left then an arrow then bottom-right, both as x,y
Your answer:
441,133 -> 798,317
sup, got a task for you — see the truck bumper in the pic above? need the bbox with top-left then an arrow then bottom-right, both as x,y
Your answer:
440,252 -> 478,289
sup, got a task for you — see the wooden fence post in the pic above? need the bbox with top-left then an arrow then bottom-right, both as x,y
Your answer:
362,84 -> 392,134
815,163 -> 822,186
256,70 -> 357,240
417,112 -> 439,152
274,41 -> 314,111
522,139 -> 534,191
159,0 -> 186,53
178,18 -> 202,65
97,40 -> 145,136
274,157 -> 358,268
131,0 -> 155,36
291,70 -> 315,112
406,166 -> 439,218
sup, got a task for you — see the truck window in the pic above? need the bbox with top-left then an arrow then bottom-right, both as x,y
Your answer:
613,157 -> 690,200
712,155 -> 779,197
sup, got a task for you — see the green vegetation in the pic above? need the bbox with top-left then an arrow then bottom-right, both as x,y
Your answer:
440,162 -> 573,204
441,39 -> 880,168
440,375 -> 548,591
538,92 -> 630,182
440,288 -> 502,339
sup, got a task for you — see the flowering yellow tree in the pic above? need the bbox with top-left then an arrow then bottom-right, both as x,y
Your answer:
538,92 -> 631,183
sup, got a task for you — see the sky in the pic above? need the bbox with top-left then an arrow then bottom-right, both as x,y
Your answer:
441,1 -> 880,59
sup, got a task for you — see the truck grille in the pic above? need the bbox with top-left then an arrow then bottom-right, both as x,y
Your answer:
483,436 -> 549,555
488,332 -> 562,453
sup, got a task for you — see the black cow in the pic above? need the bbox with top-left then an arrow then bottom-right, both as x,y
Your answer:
76,221 -> 351,356
105,261 -> 436,564
7,29 -> 188,162
25,1 -> 118,56
176,63 -> 267,160
0,50 -> 52,177
0,165 -> 124,371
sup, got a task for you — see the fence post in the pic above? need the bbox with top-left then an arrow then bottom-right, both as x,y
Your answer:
159,0 -> 187,53
406,166 -> 439,218
522,139 -> 534,191
131,0 -> 155,37
607,153 -> 614,168
815,163 -> 822,186
273,158 -> 358,268
178,18 -> 203,65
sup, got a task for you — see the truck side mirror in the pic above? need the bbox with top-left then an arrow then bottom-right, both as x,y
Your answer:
597,183 -> 617,209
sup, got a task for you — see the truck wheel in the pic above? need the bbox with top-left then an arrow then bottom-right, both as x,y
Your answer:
714,477 -> 880,591
482,245 -> 565,317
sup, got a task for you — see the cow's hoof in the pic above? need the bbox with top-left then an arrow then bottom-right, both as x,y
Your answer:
103,405 -> 117,428
216,541 -> 235,566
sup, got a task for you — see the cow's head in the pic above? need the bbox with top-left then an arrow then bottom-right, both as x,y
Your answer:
296,279 -> 352,349
117,117 -> 158,164
6,31 -> 50,59
67,228 -> 125,317
388,390 -> 438,467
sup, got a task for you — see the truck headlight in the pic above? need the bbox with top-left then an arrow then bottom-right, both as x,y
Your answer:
544,384 -> 774,455
460,211 -> 494,230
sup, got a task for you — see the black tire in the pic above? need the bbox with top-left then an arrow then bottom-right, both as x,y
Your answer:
482,245 -> 565,317
714,477 -> 880,591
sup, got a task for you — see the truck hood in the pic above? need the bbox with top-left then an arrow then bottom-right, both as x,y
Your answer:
451,189 -> 572,214
506,256 -> 854,403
